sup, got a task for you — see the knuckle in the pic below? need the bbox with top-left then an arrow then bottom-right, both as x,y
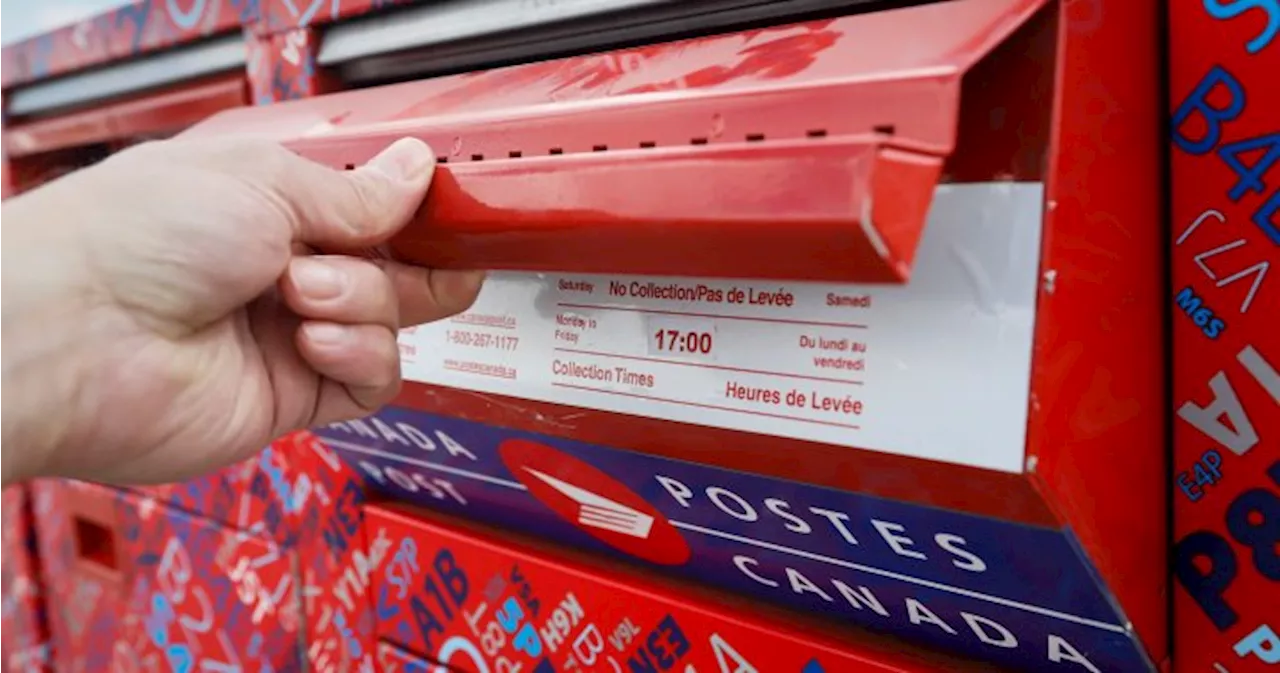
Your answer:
359,261 -> 400,320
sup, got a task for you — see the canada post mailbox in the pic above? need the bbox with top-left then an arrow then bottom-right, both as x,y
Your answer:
1168,2 -> 1280,673
185,0 -> 1166,671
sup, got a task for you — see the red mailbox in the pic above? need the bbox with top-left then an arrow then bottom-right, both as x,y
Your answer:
185,0 -> 1167,671
1168,3 -> 1280,673
3,0 -> 1175,671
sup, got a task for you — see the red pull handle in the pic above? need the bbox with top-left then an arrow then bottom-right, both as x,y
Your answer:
308,136 -> 942,283
392,138 -> 940,282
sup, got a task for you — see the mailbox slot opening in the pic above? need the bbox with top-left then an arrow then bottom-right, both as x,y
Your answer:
321,0 -> 939,88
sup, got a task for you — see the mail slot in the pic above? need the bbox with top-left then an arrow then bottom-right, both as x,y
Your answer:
300,0 -> 1167,671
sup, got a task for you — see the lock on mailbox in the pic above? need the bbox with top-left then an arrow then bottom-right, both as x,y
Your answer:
187,0 -> 1165,671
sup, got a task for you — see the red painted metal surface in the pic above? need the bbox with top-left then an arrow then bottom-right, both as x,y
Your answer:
2,486 -> 52,673
255,0 -> 420,34
183,0 -> 1057,522
246,28 -> 333,105
4,74 -> 247,158
380,139 -> 940,282
1,0 -> 1180,672
28,470 -> 327,672
1167,3 -> 1280,673
186,0 -> 1044,283
1023,0 -> 1168,662
0,1 -> 250,88
22,448 -> 371,669
200,3 -> 1168,670
365,504 -> 997,672
28,480 -> 127,672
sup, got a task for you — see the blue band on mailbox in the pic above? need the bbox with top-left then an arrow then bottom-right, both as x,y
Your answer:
317,407 -> 1154,672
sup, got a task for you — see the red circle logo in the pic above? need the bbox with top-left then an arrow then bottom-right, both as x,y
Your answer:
499,439 -> 690,566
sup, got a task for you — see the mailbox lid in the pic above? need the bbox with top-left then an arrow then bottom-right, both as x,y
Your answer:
185,0 -> 1050,283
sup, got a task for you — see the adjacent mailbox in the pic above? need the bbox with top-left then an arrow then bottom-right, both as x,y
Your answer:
1168,3 -> 1280,673
28,479 -> 306,672
189,0 -> 1167,671
2,71 -> 248,195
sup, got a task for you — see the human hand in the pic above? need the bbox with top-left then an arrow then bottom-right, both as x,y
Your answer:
1,137 -> 483,486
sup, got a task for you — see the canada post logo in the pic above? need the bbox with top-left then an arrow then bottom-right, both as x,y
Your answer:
499,438 -> 691,566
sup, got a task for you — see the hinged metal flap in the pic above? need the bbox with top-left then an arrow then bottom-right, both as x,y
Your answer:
186,0 -> 1047,282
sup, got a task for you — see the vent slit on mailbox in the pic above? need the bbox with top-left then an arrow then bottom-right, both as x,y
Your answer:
387,128 -> 897,167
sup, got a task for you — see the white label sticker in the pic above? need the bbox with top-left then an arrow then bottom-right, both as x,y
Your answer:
399,183 -> 1044,473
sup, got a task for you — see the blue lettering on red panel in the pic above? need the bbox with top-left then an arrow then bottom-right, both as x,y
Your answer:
1202,0 -> 1280,53
1173,64 -> 1280,245
315,408 -> 1154,672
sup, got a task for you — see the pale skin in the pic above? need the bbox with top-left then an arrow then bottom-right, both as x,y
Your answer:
1,137 -> 484,487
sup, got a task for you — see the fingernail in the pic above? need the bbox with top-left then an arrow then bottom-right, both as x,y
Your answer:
291,258 -> 346,300
366,137 -> 434,182
303,322 -> 350,347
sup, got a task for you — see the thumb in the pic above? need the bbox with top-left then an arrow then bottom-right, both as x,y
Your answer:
273,137 -> 437,249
